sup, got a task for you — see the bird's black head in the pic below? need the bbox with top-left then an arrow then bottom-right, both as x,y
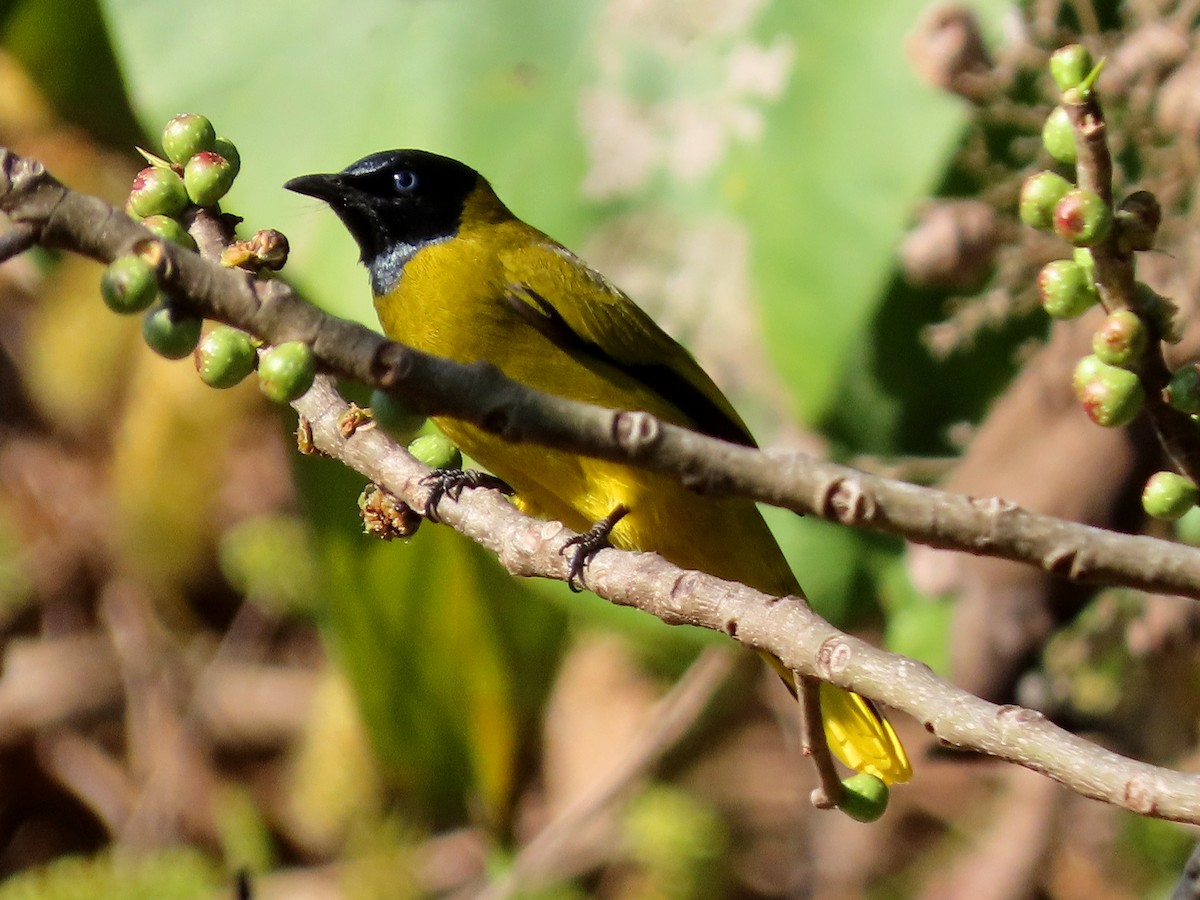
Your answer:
285,149 -> 484,294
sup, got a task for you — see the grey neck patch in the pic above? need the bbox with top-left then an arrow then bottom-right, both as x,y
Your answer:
367,234 -> 450,297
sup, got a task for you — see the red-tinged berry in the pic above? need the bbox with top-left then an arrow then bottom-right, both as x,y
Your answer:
369,388 -> 426,445
142,214 -> 197,251
1165,365 -> 1200,414
1037,259 -> 1097,318
1115,190 -> 1161,253
1042,105 -> 1077,164
1019,170 -> 1072,230
184,151 -> 237,207
1054,188 -> 1112,246
161,113 -> 216,166
1092,310 -> 1147,367
213,137 -> 240,178
407,433 -> 462,471
128,166 -> 188,219
1078,364 -> 1143,427
143,304 -> 203,359
1072,354 -> 1106,398
194,326 -> 257,389
1142,471 -> 1198,520
837,774 -> 890,823
257,342 -> 315,403
1050,44 -> 1093,92
100,255 -> 159,315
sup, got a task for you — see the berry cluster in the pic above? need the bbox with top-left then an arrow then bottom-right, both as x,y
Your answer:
1019,47 -> 1199,523
103,113 -> 315,404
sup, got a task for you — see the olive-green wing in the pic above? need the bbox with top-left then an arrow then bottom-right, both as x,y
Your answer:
499,240 -> 756,449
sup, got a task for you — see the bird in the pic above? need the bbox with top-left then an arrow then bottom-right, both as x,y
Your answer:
285,149 -> 911,785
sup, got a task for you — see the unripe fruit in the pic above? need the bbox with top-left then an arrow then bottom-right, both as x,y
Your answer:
257,342 -> 315,403
1072,354 -> 1106,397
1092,310 -> 1147,367
194,326 -> 257,389
1054,188 -> 1112,246
1050,44 -> 1093,92
142,304 -> 203,359
184,151 -> 237,207
142,214 -> 197,251
213,137 -> 240,178
128,166 -> 188,219
1072,246 -> 1095,281
1037,259 -> 1097,319
161,113 -> 216,166
1077,363 -> 1144,427
837,774 -> 890,823
407,433 -> 462,471
1175,506 -> 1200,545
1042,105 -> 1077,164
100,255 -> 158,314
1019,170 -> 1072,230
1142,471 -> 1198,520
1165,365 -> 1200,414
369,388 -> 426,444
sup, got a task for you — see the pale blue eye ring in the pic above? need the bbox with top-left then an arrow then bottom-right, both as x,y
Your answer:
393,170 -> 418,193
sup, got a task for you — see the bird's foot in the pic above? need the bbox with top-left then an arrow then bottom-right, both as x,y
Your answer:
420,469 -> 513,522
560,505 -> 630,592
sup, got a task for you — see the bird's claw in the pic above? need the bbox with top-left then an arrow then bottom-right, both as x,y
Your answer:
560,505 -> 630,592
420,468 -> 512,522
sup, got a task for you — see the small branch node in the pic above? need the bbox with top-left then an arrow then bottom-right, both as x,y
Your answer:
1124,773 -> 1161,815
612,410 -> 660,456
815,636 -> 852,679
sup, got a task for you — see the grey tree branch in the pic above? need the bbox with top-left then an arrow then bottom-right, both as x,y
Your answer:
1,147 -> 1198,601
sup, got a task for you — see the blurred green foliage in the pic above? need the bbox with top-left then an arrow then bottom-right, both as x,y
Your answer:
0,847 -> 220,900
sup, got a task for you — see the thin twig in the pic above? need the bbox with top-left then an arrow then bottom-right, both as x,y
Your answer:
798,676 -> 843,809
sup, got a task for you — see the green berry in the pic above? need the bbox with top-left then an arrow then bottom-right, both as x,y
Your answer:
1042,106 -> 1077,165
369,389 -> 426,444
100,255 -> 159,314
184,151 -> 237,207
194,326 -> 257,389
1050,44 -> 1093,92
1054,188 -> 1112,246
142,214 -> 197,252
1076,362 -> 1143,427
128,166 -> 188,219
1019,170 -> 1072,230
213,137 -> 240,178
1174,505 -> 1200,545
1072,246 -> 1095,281
161,113 -> 216,166
1072,354 -> 1106,397
1092,310 -> 1147,367
1142,471 -> 1198,521
1165,365 -> 1200,414
142,304 -> 203,359
1037,259 -> 1097,319
837,774 -> 890,823
257,342 -> 315,403
407,433 -> 462,471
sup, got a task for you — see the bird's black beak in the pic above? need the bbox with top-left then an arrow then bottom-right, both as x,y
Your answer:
283,172 -> 348,203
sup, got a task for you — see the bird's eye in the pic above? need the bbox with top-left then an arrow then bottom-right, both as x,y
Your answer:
393,169 -> 419,193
